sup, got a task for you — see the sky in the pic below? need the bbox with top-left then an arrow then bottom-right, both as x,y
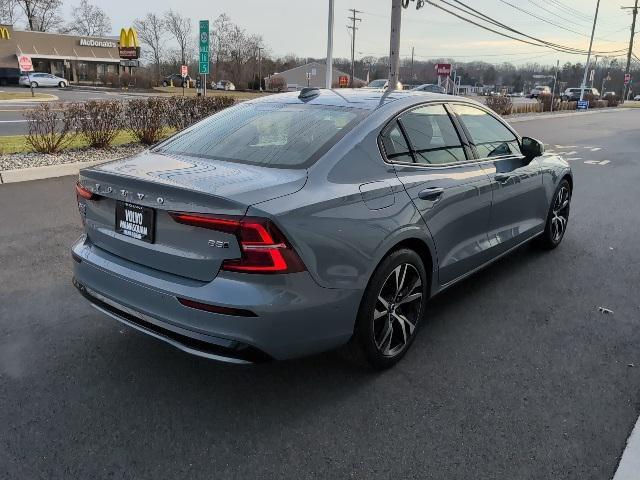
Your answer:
62,0 -> 636,66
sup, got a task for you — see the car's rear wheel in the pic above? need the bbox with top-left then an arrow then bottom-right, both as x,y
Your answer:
536,179 -> 571,249
349,249 -> 428,369
162,81 -> 169,87
30,81 -> 38,88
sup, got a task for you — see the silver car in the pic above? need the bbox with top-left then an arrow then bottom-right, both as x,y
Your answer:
72,88 -> 572,369
20,72 -> 68,88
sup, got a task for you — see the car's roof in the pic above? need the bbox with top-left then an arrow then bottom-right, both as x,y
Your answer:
247,88 -> 466,111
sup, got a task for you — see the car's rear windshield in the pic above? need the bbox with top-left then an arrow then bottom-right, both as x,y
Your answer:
154,102 -> 365,168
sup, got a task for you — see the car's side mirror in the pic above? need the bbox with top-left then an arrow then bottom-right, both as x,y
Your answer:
521,136 -> 545,159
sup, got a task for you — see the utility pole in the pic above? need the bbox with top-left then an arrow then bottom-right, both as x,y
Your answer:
551,60 -> 559,112
326,0 -> 334,89
388,0 -> 403,91
622,0 -> 638,101
410,46 -> 415,85
580,0 -> 601,102
347,8 -> 362,87
257,47 -> 263,91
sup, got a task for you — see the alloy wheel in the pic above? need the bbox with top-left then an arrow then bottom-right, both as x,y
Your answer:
373,263 -> 423,357
551,185 -> 570,242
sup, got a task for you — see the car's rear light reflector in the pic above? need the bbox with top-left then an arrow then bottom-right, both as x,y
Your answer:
177,298 -> 257,317
168,212 -> 306,274
75,182 -> 96,200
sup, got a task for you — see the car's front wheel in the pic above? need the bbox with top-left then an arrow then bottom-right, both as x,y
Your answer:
58,81 -> 66,88
30,81 -> 38,88
349,248 -> 428,369
536,179 -> 571,249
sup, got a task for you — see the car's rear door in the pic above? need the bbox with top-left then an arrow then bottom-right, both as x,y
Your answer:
381,103 -> 494,286
450,103 -> 547,255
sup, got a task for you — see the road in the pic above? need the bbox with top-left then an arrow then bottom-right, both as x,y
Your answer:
0,86 -> 150,136
1,109 -> 639,479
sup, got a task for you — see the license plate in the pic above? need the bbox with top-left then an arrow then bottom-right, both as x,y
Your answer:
115,201 -> 155,243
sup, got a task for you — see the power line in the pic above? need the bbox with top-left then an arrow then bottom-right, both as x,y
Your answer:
427,0 -> 628,55
347,8 -> 362,86
537,0 -> 595,23
497,0 -> 594,38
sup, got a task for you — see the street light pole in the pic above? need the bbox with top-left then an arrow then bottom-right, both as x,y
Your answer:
257,47 -> 263,91
326,0 -> 334,89
388,0 -> 403,91
580,0 -> 601,102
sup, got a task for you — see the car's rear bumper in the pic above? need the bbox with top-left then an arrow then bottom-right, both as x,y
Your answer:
71,235 -> 362,362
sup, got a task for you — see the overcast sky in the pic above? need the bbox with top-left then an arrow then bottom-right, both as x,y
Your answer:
65,0 -> 634,66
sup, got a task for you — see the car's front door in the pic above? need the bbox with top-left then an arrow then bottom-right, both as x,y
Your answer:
450,104 -> 547,255
381,103 -> 494,287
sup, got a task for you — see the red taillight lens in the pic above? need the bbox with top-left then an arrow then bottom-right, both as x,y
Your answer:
75,182 -> 95,200
169,212 -> 306,274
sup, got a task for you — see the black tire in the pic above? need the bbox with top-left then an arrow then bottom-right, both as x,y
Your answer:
58,81 -> 66,88
348,249 -> 429,370
30,81 -> 38,88
162,81 -> 168,87
535,179 -> 571,250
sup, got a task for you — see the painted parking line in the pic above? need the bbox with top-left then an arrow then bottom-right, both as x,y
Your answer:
613,415 -> 640,480
590,147 -> 602,152
584,160 -> 610,165
566,158 -> 583,161
0,119 -> 29,123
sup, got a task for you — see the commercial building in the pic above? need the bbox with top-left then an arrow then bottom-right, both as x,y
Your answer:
0,24 -> 122,85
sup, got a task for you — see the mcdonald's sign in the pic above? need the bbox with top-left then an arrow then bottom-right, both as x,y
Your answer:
118,28 -> 140,59
0,27 -> 10,40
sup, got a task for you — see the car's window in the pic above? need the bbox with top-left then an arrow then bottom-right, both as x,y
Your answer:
380,121 -> 413,163
451,104 -> 521,158
399,104 -> 466,165
154,103 -> 365,168
367,80 -> 386,88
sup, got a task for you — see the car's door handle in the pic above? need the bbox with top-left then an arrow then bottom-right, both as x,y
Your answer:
418,187 -> 444,201
494,173 -> 515,183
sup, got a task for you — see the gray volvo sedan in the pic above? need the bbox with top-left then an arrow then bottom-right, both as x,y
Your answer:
72,88 -> 572,369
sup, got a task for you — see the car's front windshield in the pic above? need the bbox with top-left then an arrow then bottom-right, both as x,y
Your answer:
367,80 -> 386,88
154,102 -> 365,168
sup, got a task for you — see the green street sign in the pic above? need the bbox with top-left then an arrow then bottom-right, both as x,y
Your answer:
199,51 -> 209,74
199,20 -> 209,52
199,20 -> 210,75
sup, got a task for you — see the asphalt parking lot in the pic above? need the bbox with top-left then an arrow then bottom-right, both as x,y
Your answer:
1,109 -> 639,479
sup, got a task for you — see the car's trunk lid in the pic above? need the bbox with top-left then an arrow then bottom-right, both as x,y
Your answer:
79,151 -> 306,281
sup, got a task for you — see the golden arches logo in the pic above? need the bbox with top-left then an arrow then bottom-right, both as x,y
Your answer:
0,27 -> 10,40
119,28 -> 139,48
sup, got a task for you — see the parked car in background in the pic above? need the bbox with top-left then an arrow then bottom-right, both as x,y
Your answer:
634,94 -> 640,101
162,74 -> 191,87
411,83 -> 446,94
73,88 -> 572,369
604,91 -> 617,97
561,87 -> 600,101
507,92 -> 524,97
364,79 -> 403,90
527,85 -> 551,98
213,80 -> 236,91
0,67 -> 20,86
19,72 -> 68,88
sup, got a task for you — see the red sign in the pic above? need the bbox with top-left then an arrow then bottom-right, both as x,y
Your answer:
624,73 -> 631,85
181,65 -> 188,78
436,63 -> 452,76
18,55 -> 33,72
338,75 -> 349,87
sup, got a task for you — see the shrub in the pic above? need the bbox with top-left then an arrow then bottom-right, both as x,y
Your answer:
485,96 -> 512,115
166,96 -> 236,132
24,102 -> 78,154
125,97 -> 169,145
72,100 -> 124,149
269,76 -> 287,92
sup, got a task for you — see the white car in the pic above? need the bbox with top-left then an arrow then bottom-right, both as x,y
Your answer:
634,95 -> 640,101
20,72 -> 68,88
212,80 -> 235,91
363,79 -> 403,90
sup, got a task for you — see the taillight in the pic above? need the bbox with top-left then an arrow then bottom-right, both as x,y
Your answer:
169,212 -> 306,274
75,182 -> 95,200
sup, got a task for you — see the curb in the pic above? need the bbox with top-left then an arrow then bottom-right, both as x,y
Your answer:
506,107 -> 631,123
0,94 -> 59,103
0,159 -> 105,184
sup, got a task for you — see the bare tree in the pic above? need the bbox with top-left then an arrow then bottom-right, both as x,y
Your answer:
133,13 -> 166,82
66,0 -> 111,36
211,14 -> 263,86
0,0 -> 18,25
14,0 -> 63,31
211,13 -> 233,80
164,10 -> 191,66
